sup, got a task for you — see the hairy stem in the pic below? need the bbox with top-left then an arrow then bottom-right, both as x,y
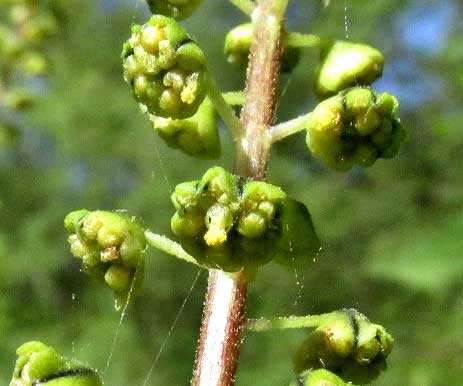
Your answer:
191,1 -> 288,386
246,313 -> 335,332
268,112 -> 312,143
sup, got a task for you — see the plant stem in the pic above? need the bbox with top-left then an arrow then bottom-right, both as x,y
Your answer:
286,32 -> 327,49
144,230 -> 202,268
268,112 -> 312,143
206,75 -> 243,142
222,91 -> 245,106
229,0 -> 255,16
246,313 -> 335,332
191,1 -> 288,386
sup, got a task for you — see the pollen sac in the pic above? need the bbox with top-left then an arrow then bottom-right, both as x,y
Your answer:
9,341 -> 103,386
149,97 -> 220,158
145,0 -> 203,20
291,369 -> 347,386
293,309 -> 394,385
170,167 -> 320,273
224,23 -> 301,73
122,15 -> 207,119
315,40 -> 384,99
306,87 -> 406,171
64,210 -> 146,309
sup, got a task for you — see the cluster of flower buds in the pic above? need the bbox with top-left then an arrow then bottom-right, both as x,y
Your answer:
170,166 -> 320,272
9,341 -> 102,386
122,15 -> 208,119
224,23 -> 301,73
145,0 -> 203,20
315,40 -> 384,99
293,309 -> 394,384
290,369 -> 347,386
64,209 -> 146,309
305,87 -> 405,171
149,97 -> 220,158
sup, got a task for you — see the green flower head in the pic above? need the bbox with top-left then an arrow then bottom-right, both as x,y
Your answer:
64,210 -> 146,309
122,15 -> 207,119
224,23 -> 301,73
150,97 -> 220,158
293,309 -> 394,385
170,167 -> 320,273
315,40 -> 384,98
306,87 -> 405,171
146,0 -> 203,20
10,341 -> 102,386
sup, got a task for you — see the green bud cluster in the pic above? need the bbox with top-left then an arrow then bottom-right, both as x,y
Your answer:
293,309 -> 394,384
306,87 -> 405,171
315,40 -> 384,99
64,210 -> 146,309
290,369 -> 347,386
224,23 -> 301,73
170,166 -> 320,272
122,15 -> 207,119
149,97 -> 220,158
146,0 -> 203,20
10,341 -> 102,386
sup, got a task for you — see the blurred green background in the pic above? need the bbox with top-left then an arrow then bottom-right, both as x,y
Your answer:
1,0 -> 462,385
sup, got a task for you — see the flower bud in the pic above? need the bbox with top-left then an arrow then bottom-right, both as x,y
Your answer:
64,210 -> 146,308
10,341 -> 102,386
146,0 -> 203,20
122,15 -> 207,119
293,309 -> 394,384
315,40 -> 384,98
150,97 -> 220,158
306,87 -> 405,171
291,369 -> 347,386
224,23 -> 301,74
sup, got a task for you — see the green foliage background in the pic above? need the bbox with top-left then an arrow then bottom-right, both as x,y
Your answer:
1,1 -> 462,385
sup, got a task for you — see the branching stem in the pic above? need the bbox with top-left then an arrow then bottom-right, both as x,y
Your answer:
206,75 -> 243,142
191,2 -> 289,386
222,91 -> 245,106
246,313 -> 335,332
268,112 -> 312,143
286,32 -> 327,49
144,230 -> 202,268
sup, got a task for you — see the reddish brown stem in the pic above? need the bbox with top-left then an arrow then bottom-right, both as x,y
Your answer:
191,1 -> 287,386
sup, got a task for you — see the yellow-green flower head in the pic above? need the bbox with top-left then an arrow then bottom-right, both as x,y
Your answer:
10,341 -> 103,386
315,40 -> 384,98
149,97 -> 220,158
306,87 -> 405,171
224,23 -> 301,73
122,15 -> 207,119
291,369 -> 347,386
64,210 -> 146,309
170,167 -> 320,272
293,309 -> 394,384
146,0 -> 203,20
